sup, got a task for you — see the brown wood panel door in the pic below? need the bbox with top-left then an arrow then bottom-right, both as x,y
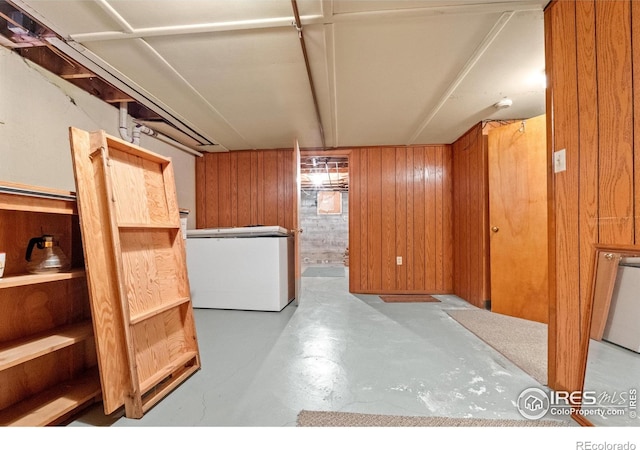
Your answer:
293,139 -> 301,304
488,115 -> 549,324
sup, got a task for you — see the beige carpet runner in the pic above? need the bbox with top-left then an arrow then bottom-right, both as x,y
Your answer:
447,309 -> 547,385
297,410 -> 568,427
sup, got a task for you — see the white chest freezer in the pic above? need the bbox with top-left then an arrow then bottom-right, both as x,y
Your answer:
186,226 -> 294,311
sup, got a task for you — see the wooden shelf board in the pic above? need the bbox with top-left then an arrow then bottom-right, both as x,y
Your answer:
139,351 -> 198,395
0,182 -> 77,215
117,223 -> 180,230
129,297 -> 191,325
105,135 -> 171,165
0,321 -> 94,372
0,268 -> 86,289
0,181 -> 76,199
0,369 -> 101,426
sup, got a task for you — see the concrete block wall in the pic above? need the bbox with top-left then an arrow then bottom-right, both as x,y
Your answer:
300,190 -> 348,266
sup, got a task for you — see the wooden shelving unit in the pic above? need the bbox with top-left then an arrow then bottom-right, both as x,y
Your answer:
0,181 -> 101,426
69,128 -> 200,419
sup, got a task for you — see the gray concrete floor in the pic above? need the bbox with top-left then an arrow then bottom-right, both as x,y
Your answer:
70,268 -> 557,427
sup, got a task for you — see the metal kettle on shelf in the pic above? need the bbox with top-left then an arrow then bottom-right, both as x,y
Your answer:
25,234 -> 71,274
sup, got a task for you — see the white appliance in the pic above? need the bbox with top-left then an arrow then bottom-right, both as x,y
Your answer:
603,258 -> 640,353
186,226 -> 294,311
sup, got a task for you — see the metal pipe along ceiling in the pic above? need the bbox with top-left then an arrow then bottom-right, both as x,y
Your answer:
291,0 -> 326,150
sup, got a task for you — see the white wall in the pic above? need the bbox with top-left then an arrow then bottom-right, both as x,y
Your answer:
0,47 -> 197,227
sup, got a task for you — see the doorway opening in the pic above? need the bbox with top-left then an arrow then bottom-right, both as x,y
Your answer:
299,155 -> 349,279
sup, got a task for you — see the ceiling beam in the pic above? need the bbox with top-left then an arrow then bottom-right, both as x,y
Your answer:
328,1 -> 541,24
64,2 -> 544,43
69,15 -> 324,43
406,10 -> 515,145
292,0 -> 326,150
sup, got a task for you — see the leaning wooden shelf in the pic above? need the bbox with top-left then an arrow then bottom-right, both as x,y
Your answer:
69,127 -> 201,419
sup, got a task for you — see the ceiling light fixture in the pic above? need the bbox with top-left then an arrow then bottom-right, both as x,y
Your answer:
493,98 -> 513,110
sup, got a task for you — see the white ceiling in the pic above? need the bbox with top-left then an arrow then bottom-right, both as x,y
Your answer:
12,0 -> 548,151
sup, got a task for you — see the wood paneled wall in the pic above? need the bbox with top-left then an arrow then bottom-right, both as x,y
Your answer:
196,150 -> 294,231
451,123 -> 490,308
197,145 -> 453,295
349,146 -> 453,294
545,0 -> 640,392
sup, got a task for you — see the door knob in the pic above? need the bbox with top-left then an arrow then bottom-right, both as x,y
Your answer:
491,226 -> 499,233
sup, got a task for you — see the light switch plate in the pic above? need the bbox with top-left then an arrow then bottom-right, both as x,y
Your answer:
554,149 -> 566,173
396,256 -> 402,265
